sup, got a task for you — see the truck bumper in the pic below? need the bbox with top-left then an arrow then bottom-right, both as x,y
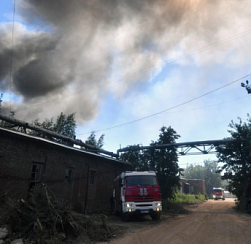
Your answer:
122,201 -> 162,214
213,195 -> 224,200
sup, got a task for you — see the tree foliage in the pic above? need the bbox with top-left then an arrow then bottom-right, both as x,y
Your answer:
53,112 -> 76,138
153,126 -> 181,199
216,115 -> 251,200
241,80 -> 251,94
85,131 -> 105,149
30,112 -> 77,142
120,126 -> 182,199
120,146 -> 150,171
184,160 -> 222,195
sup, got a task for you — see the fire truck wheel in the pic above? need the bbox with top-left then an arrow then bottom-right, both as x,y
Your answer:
121,212 -> 130,222
247,203 -> 251,214
151,212 -> 160,221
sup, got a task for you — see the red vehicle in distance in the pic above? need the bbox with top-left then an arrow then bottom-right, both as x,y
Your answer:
212,187 -> 225,200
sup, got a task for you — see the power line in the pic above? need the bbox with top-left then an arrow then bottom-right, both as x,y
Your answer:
147,95 -> 248,116
80,95 -> 248,144
77,74 -> 251,135
11,29 -> 251,114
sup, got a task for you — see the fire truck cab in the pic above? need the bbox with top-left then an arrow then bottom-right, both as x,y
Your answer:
212,187 -> 225,200
112,171 -> 162,221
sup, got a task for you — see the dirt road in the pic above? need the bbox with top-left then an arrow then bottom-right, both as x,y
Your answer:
105,199 -> 251,244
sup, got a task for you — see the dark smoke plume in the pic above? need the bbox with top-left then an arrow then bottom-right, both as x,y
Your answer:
0,0 -> 248,123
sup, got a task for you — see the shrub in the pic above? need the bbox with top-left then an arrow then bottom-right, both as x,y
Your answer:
168,192 -> 205,203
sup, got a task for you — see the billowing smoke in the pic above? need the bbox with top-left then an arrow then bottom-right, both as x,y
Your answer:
0,0 -> 250,123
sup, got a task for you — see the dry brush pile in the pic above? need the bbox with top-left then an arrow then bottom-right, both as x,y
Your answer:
0,185 -> 119,243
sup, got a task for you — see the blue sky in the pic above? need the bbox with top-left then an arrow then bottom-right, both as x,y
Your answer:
1,0 -> 251,168
0,0 -> 12,22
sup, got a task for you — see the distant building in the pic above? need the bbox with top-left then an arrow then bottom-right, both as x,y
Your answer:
0,127 -> 131,213
180,178 -> 206,195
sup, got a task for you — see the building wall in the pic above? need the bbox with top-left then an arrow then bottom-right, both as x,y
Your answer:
0,129 -> 131,213
186,179 -> 206,195
179,178 -> 206,195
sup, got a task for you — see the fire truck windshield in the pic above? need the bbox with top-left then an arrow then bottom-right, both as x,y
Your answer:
126,175 -> 158,186
213,189 -> 223,193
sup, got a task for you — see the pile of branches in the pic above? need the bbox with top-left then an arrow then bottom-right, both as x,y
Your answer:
1,185 -> 117,243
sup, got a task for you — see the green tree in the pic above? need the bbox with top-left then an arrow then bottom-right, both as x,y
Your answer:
216,115 -> 251,200
30,112 -> 77,141
184,164 -> 205,179
241,80 -> 251,94
32,118 -> 54,131
184,160 -> 222,196
153,126 -> 181,199
53,112 -> 76,138
85,131 -> 105,149
204,160 -> 222,194
120,146 -> 150,170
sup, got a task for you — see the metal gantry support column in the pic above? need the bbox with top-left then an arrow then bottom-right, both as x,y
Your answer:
150,148 -> 155,171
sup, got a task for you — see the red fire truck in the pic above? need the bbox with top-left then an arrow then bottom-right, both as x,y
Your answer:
212,187 -> 225,200
112,171 -> 162,221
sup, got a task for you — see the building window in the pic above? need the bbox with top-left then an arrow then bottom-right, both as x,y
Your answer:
89,171 -> 96,185
31,163 -> 43,181
65,168 -> 73,184
29,163 -> 43,190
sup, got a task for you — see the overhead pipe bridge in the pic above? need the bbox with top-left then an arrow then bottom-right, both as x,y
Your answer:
117,139 -> 239,170
117,139 -> 238,156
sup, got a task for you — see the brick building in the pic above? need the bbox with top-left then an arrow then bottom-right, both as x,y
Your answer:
0,127 -> 131,213
180,178 -> 206,195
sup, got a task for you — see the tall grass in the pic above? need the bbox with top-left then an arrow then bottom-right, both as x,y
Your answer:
168,192 -> 206,203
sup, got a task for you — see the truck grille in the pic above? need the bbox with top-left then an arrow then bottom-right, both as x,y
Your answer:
135,204 -> 152,207
133,195 -> 154,201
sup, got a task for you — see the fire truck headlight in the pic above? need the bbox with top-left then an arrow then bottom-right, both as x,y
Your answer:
156,202 -> 161,207
129,209 -> 132,212
126,203 -> 131,208
157,208 -> 160,211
